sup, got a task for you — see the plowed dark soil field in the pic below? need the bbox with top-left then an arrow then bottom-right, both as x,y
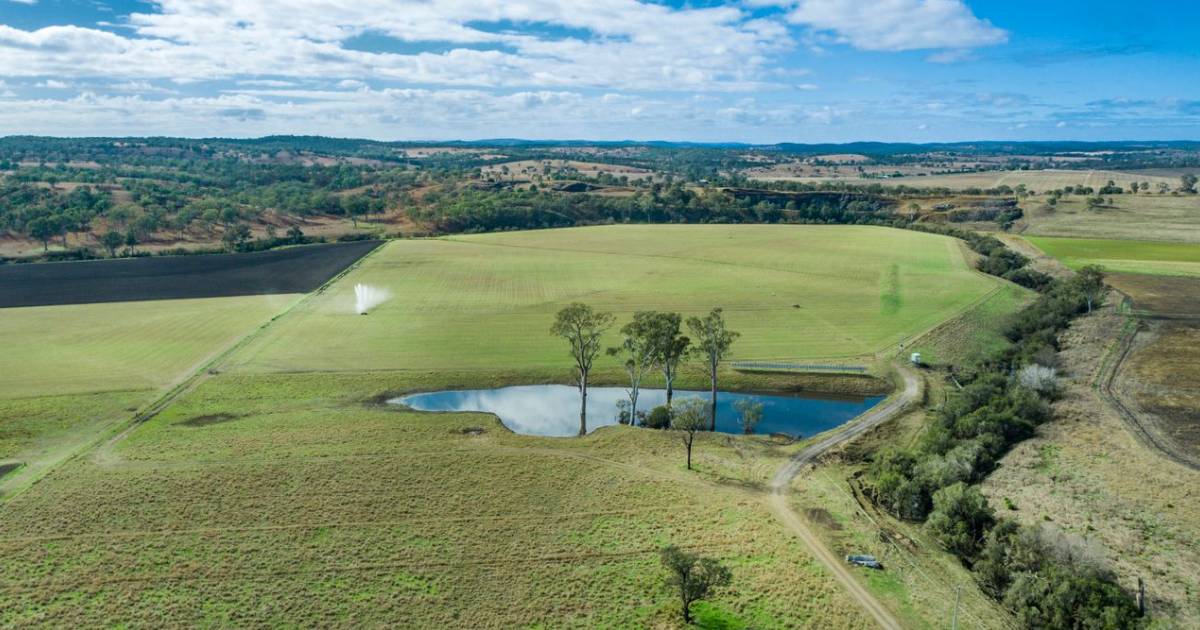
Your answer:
0,241 -> 380,308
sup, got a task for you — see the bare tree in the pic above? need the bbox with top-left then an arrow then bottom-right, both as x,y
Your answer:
660,545 -> 732,624
646,312 -> 689,407
550,303 -> 615,436
671,398 -> 708,470
687,308 -> 739,430
607,311 -> 658,426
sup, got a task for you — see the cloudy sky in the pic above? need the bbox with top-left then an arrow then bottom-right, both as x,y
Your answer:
0,0 -> 1196,142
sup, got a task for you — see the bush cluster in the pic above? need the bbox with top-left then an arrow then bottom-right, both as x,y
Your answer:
867,234 -> 1142,626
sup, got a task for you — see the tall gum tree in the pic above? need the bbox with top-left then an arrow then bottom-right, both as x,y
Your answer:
646,312 -> 689,407
607,311 -> 658,426
687,308 -> 739,431
550,303 -> 615,436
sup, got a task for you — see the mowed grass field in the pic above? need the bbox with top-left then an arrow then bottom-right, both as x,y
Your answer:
1025,236 -> 1200,277
226,225 -> 1003,374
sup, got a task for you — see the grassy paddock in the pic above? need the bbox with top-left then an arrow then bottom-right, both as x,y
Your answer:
226,225 -> 1002,374
1025,235 -> 1200,277
0,372 -> 874,628
1019,194 -> 1200,243
0,294 -> 300,399
0,294 -> 299,497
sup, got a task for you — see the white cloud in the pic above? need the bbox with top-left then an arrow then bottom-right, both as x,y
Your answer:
0,2 -> 792,91
783,0 -> 1006,52
36,79 -> 69,88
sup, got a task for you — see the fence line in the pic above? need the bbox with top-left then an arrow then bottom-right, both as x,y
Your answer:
731,361 -> 868,373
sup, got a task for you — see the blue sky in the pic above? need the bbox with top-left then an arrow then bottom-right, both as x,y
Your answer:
0,0 -> 1196,142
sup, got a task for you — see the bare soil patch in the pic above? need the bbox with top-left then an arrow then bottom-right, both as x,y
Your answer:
804,507 -> 843,530
1107,273 -> 1200,317
1118,322 -> 1200,461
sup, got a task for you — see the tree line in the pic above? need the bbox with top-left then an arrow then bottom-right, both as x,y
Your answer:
551,305 -> 749,470
865,226 -> 1139,626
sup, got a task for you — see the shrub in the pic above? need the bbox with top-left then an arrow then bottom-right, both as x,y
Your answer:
926,482 -> 995,559
643,404 -> 672,430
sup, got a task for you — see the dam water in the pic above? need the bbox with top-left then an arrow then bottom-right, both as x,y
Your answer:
391,385 -> 883,437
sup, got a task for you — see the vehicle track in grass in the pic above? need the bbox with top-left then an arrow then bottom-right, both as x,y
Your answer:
767,364 -> 920,630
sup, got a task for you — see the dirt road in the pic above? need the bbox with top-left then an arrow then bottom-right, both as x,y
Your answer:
767,365 -> 920,630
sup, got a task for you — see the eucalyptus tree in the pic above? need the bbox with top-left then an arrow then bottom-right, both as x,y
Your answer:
607,311 -> 658,426
687,308 -> 739,431
646,312 -> 689,406
550,303 -> 615,436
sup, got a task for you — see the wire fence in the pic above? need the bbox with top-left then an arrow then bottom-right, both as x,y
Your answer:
731,361 -> 868,373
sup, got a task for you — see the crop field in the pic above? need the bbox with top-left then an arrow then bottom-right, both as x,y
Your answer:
0,372 -> 874,628
0,240 -> 379,308
1018,194 -> 1200,243
1024,236 -> 1200,277
226,225 -> 1004,374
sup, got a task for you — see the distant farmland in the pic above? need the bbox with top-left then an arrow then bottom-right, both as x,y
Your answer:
1026,236 -> 1200,277
0,240 -> 380,308
757,168 -> 1182,193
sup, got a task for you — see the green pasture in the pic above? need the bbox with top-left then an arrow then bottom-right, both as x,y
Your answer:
226,225 -> 1003,374
0,294 -> 300,399
0,294 -> 298,497
1025,236 -> 1200,277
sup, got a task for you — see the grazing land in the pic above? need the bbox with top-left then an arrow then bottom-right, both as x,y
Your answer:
871,169 -> 1179,192
748,168 -> 1184,193
0,240 -> 379,308
0,373 -> 876,628
0,222 -> 1030,627
0,295 -> 300,399
1024,236 -> 1200,277
1017,195 -> 1200,243
0,294 -> 299,497
225,225 -> 1005,375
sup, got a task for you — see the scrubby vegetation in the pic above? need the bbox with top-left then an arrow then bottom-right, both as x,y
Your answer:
866,240 -> 1144,625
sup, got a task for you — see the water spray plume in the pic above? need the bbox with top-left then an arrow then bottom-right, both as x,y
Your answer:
354,283 -> 390,315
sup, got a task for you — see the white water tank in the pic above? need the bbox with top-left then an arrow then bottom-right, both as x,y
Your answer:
910,352 -> 922,365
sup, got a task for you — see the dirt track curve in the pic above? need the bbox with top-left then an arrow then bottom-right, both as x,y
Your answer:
767,365 -> 920,630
